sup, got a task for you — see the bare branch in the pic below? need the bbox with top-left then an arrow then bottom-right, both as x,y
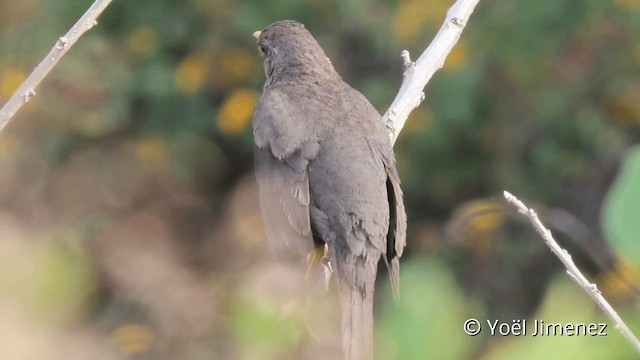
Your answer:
0,0 -> 114,133
503,191 -> 640,353
384,0 -> 481,145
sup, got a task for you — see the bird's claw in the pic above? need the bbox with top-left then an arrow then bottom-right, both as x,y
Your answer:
320,246 -> 333,291
305,244 -> 333,291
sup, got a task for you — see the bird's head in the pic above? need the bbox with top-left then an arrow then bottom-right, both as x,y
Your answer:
253,20 -> 338,86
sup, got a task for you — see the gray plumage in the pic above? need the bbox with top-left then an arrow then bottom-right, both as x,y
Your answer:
252,20 -> 407,360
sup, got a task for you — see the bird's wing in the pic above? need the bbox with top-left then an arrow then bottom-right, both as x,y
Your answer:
367,135 -> 407,299
252,90 -> 320,257
384,150 -> 407,260
384,152 -> 407,299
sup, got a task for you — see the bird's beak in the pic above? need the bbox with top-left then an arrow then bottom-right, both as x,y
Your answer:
253,31 -> 261,42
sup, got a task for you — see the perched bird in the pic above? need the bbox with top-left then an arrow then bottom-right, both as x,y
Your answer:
252,20 -> 407,360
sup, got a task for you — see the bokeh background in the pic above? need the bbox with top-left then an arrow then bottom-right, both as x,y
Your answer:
1,0 -> 640,359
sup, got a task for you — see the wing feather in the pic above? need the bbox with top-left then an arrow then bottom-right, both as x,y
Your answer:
253,90 -> 318,257
366,135 -> 407,299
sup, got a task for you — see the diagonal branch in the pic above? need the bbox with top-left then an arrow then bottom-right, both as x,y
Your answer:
383,0 -> 481,145
504,191 -> 640,353
0,0 -> 113,133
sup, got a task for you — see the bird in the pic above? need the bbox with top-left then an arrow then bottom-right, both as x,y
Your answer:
251,20 -> 407,360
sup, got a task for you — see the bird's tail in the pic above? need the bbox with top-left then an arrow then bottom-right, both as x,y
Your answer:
336,258 -> 375,360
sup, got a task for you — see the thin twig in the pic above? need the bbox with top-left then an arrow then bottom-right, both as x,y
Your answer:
0,0 -> 114,133
503,190 -> 640,353
383,0 -> 481,145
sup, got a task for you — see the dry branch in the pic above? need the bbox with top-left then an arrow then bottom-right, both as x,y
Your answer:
383,0 -> 481,145
504,191 -> 640,353
0,0 -> 113,133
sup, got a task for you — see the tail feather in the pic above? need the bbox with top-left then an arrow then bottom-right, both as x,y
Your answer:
338,279 -> 374,360
390,257 -> 400,302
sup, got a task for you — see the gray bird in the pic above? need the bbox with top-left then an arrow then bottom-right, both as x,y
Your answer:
252,20 -> 406,360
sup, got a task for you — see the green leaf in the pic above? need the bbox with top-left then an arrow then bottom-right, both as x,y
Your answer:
604,146 -> 640,266
376,257 -> 482,360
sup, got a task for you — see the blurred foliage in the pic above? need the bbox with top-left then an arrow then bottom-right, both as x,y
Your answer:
1,0 -> 640,359
377,257 -> 483,360
604,146 -> 640,268
481,277 -> 640,359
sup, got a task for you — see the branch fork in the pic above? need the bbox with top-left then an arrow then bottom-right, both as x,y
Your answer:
383,0 -> 481,145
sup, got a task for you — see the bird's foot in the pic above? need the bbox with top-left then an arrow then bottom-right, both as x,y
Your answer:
305,245 -> 325,280
320,245 -> 333,291
305,244 -> 333,291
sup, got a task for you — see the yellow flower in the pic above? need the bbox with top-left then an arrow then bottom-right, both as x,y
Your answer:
217,88 -> 259,134
0,58 -> 26,100
110,324 -> 154,354
127,26 -> 159,56
134,137 -> 169,170
610,89 -> 640,125
175,52 -> 211,93
460,200 -> 506,237
221,47 -> 256,83
597,261 -> 640,302
405,106 -> 433,133
443,41 -> 468,71
613,0 -> 640,11
392,0 -> 448,42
